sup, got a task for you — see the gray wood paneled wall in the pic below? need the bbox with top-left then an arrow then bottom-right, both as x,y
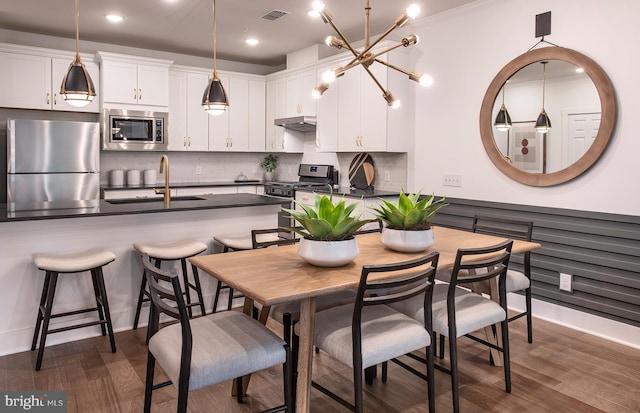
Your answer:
430,197 -> 640,328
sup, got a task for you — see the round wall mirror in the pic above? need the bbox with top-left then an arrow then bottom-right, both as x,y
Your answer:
479,47 -> 616,186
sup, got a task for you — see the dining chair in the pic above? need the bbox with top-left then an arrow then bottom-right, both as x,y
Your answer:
211,229 -> 294,313
391,239 -> 513,413
141,254 -> 293,413
301,252 -> 440,413
472,215 -> 534,342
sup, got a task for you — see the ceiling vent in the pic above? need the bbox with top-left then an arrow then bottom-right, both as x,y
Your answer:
260,9 -> 290,21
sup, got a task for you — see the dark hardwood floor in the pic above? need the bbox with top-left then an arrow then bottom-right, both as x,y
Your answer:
2,315 -> 639,412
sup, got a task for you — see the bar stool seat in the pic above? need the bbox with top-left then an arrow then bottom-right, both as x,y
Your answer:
132,239 -> 207,333
212,231 -> 281,313
31,248 -> 117,371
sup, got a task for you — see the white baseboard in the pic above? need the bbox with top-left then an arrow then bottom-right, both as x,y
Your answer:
508,293 -> 640,350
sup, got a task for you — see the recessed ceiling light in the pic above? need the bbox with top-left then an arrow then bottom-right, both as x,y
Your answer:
105,14 -> 124,23
245,38 -> 260,46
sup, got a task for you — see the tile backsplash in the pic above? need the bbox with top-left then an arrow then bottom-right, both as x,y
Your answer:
100,151 -> 407,190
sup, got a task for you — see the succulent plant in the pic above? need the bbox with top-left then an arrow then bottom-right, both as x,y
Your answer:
282,192 -> 372,241
371,190 -> 447,230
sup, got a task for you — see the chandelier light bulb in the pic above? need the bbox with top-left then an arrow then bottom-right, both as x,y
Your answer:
406,4 -> 421,19
419,74 -> 433,87
312,0 -> 325,13
312,83 -> 329,99
322,69 -> 337,84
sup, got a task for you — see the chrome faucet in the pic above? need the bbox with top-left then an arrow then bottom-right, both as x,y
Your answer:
155,155 -> 170,207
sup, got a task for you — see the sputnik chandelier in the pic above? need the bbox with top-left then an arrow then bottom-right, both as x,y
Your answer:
310,0 -> 431,108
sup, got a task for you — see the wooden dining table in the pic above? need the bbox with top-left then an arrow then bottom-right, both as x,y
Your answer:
190,226 -> 541,413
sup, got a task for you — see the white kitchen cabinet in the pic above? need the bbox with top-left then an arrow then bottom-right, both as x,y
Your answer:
209,74 -> 266,152
168,69 -> 209,151
285,69 -> 317,117
98,52 -> 171,108
0,49 -> 99,113
315,63 -> 339,152
265,76 -> 305,153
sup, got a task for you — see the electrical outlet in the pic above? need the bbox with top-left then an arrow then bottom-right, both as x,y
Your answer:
559,272 -> 573,292
442,173 -> 462,187
195,165 -> 202,175
384,170 -> 391,182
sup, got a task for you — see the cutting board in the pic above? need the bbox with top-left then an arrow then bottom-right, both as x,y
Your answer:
348,153 -> 375,189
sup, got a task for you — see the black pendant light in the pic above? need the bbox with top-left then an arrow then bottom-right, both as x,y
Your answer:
202,0 -> 229,116
494,85 -> 512,132
535,61 -> 552,133
60,0 -> 96,107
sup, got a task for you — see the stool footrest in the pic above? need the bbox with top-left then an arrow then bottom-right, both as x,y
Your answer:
43,306 -> 101,319
47,319 -> 107,335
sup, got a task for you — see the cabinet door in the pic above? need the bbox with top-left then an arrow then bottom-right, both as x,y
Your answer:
208,74 -> 231,151
51,58 -> 100,113
168,70 -> 188,150
101,60 -> 138,105
337,65 -> 361,151
286,75 -> 301,117
358,62 -> 388,151
186,72 -> 210,151
0,52 -> 52,110
248,80 -> 266,152
316,64 -> 338,152
137,64 -> 169,106
271,78 -> 287,152
228,77 -> 249,151
265,79 -> 277,151
299,69 -> 317,116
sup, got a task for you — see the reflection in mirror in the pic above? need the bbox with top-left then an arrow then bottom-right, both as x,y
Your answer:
491,60 -> 600,174
479,47 -> 616,187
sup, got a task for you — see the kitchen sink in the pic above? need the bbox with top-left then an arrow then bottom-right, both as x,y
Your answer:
106,196 -> 206,205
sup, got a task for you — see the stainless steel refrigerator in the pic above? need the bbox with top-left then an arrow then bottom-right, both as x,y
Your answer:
7,119 -> 100,209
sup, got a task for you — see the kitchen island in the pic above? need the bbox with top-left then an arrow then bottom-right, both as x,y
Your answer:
0,194 -> 286,356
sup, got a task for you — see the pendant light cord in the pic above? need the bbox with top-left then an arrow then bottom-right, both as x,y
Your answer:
541,61 -> 547,108
212,0 -> 217,74
75,0 -> 80,60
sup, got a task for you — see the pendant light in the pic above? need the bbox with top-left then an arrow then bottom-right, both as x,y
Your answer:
202,0 -> 229,116
60,0 -> 95,108
535,61 -> 552,133
494,85 -> 512,132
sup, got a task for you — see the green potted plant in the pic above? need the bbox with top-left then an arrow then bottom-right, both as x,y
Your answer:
260,153 -> 278,181
371,190 -> 448,252
282,191 -> 372,266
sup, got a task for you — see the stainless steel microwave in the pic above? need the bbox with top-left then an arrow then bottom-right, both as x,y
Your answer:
101,109 -> 168,151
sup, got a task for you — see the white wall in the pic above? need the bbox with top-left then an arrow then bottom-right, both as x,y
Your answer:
409,0 -> 639,216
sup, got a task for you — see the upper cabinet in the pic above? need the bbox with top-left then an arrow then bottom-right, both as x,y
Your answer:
336,51 -> 412,152
168,68 -> 210,151
97,52 -> 172,109
0,44 -> 99,113
285,69 -> 317,117
209,73 -> 266,152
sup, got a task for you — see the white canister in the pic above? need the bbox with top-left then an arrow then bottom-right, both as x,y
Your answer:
127,169 -> 141,186
109,170 -> 124,186
143,169 -> 157,186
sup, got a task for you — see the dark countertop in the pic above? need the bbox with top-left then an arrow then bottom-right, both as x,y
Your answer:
101,180 -> 263,191
0,193 -> 288,223
299,186 -> 400,199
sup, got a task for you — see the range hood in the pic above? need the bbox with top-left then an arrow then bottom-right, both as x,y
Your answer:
274,116 -> 316,132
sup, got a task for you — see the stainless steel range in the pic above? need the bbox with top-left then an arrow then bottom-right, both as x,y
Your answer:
264,164 -> 337,236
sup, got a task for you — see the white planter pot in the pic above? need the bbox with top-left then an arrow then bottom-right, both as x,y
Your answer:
380,228 -> 434,252
298,238 -> 359,267
264,171 -> 275,182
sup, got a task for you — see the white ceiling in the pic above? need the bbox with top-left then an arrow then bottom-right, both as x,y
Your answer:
0,0 -> 479,68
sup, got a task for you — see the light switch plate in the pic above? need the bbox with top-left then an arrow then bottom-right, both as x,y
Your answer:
443,173 -> 462,187
559,272 -> 573,292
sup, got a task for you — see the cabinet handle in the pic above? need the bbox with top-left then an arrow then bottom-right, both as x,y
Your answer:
297,103 -> 302,114
53,94 -> 57,105
188,137 -> 191,147
134,88 -> 137,99
229,138 -> 232,147
183,136 -> 186,146
138,89 -> 142,100
46,93 -> 50,104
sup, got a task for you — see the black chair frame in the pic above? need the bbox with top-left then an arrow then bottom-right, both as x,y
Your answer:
312,252 -> 439,413
141,254 -> 292,413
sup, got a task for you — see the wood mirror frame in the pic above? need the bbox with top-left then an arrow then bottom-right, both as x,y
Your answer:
479,47 -> 616,186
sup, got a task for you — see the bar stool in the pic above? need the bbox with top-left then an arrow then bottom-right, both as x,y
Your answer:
212,231 -> 280,312
31,248 -> 117,371
132,239 -> 207,331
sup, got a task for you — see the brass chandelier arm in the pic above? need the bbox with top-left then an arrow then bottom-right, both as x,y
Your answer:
362,65 -> 387,95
